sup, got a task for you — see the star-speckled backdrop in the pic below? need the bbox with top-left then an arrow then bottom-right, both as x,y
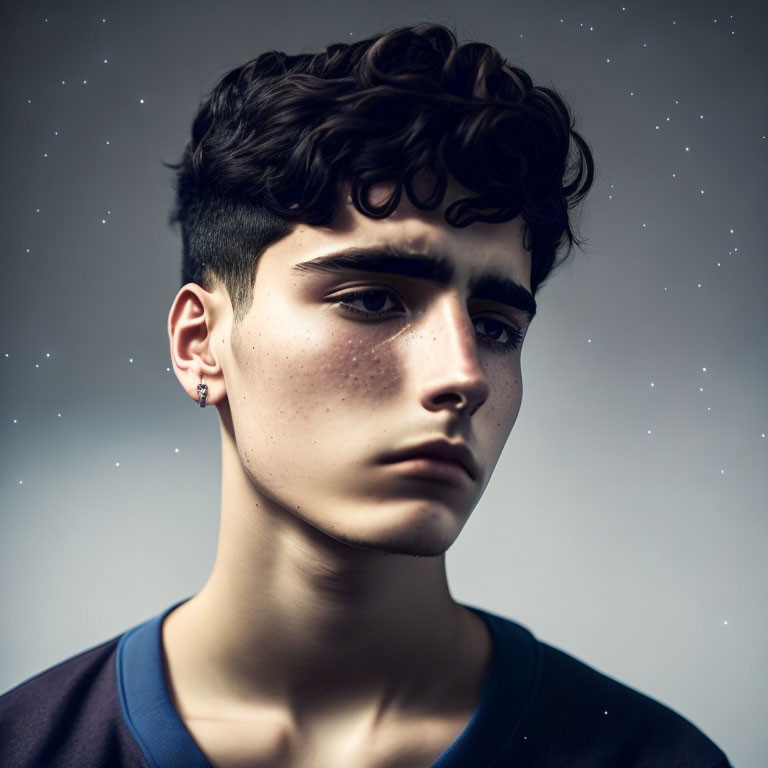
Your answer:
1,1 -> 764,764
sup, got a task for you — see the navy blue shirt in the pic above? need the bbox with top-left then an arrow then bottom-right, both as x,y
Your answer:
0,597 -> 733,767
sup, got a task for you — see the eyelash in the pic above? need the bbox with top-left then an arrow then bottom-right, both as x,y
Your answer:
334,289 -> 524,352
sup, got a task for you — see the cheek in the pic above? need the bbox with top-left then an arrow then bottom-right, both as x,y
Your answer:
229,324 -> 407,487
232,322 -> 405,432
482,356 -> 524,431
295,330 -> 405,411
230,312 -> 522,436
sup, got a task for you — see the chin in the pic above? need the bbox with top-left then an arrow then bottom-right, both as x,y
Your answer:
294,496 -> 465,558
325,524 -> 456,558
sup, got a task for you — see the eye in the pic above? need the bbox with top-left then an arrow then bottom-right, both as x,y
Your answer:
474,317 -> 524,352
334,288 -> 524,352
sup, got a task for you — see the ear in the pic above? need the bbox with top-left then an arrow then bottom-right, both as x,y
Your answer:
167,283 -> 227,407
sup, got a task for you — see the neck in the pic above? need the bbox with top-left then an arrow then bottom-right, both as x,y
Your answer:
161,421 -> 490,726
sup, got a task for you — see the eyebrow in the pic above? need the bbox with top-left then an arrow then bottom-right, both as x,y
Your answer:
291,246 -> 537,322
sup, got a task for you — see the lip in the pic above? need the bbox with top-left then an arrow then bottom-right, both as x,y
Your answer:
386,456 -> 473,486
380,439 -> 479,483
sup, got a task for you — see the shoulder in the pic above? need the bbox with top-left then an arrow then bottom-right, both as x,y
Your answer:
0,633 -> 146,768
475,610 -> 731,766
526,638 -> 732,766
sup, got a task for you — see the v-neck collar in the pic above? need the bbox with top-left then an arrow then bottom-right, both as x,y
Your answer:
116,597 -> 541,767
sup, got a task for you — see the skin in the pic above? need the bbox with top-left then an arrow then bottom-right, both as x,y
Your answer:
165,175 -> 533,764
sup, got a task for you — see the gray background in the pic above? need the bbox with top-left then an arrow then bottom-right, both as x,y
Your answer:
1,1 -> 765,764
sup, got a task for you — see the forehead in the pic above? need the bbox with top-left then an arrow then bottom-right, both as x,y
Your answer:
268,176 -> 532,293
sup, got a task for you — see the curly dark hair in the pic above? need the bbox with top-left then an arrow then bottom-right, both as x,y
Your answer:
165,22 -> 595,324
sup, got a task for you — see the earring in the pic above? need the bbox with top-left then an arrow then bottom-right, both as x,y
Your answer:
197,380 -> 208,408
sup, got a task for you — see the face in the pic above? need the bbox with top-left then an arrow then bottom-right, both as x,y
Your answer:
212,176 -> 533,557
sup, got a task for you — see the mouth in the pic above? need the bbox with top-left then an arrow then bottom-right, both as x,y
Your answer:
383,455 -> 474,486
378,439 -> 479,483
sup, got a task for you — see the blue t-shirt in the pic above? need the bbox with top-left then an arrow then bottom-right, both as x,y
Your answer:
0,597 -> 733,767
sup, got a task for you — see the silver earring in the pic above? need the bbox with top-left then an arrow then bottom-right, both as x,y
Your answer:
197,380 -> 208,408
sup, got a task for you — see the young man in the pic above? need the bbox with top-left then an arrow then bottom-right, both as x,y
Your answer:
1,23 -> 732,768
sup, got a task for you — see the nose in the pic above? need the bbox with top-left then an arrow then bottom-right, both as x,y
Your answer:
415,293 -> 491,417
